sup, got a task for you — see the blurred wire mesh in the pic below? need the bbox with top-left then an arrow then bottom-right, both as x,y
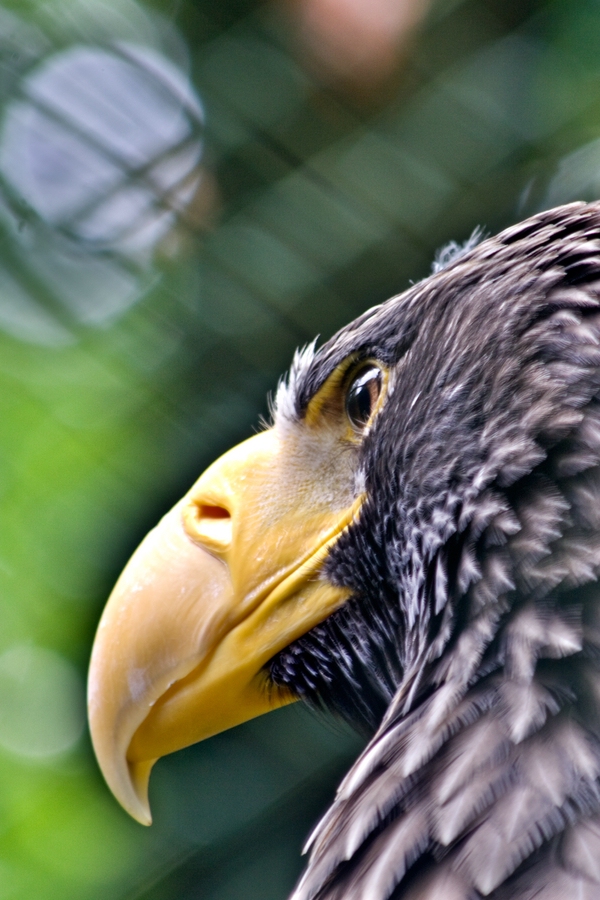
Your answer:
0,0 -> 598,897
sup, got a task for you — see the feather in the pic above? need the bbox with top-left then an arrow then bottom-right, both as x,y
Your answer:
274,203 -> 600,900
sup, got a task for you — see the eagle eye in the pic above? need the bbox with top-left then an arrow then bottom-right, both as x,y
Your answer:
345,365 -> 383,431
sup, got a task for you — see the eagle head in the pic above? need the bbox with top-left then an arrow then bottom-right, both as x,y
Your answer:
88,201 -> 600,900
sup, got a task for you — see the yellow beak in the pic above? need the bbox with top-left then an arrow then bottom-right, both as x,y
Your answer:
88,426 -> 361,825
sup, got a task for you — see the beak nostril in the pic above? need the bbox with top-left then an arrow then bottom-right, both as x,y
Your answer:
198,505 -> 231,520
183,501 -> 233,551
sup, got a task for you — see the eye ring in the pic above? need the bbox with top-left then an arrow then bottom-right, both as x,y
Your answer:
345,365 -> 383,432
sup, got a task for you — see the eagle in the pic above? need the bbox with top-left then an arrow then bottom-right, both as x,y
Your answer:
88,201 -> 600,900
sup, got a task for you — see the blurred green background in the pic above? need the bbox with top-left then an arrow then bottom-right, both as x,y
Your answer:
0,0 -> 598,897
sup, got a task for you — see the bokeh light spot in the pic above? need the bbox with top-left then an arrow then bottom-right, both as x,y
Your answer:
0,644 -> 84,760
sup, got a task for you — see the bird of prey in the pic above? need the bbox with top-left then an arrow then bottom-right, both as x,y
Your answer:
89,201 -> 600,899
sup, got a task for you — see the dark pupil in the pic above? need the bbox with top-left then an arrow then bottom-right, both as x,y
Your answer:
346,367 -> 382,429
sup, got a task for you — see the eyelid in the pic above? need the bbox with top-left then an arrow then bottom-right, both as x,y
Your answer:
303,357 -> 360,426
302,357 -> 388,431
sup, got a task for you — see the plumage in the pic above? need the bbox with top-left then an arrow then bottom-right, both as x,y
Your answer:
88,200 -> 600,899
269,201 -> 600,899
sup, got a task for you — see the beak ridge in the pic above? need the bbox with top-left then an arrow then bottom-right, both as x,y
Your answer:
88,501 -> 233,824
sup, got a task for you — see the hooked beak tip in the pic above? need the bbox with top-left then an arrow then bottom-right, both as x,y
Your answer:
127,758 -> 155,826
97,745 -> 154,826
88,677 -> 155,826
